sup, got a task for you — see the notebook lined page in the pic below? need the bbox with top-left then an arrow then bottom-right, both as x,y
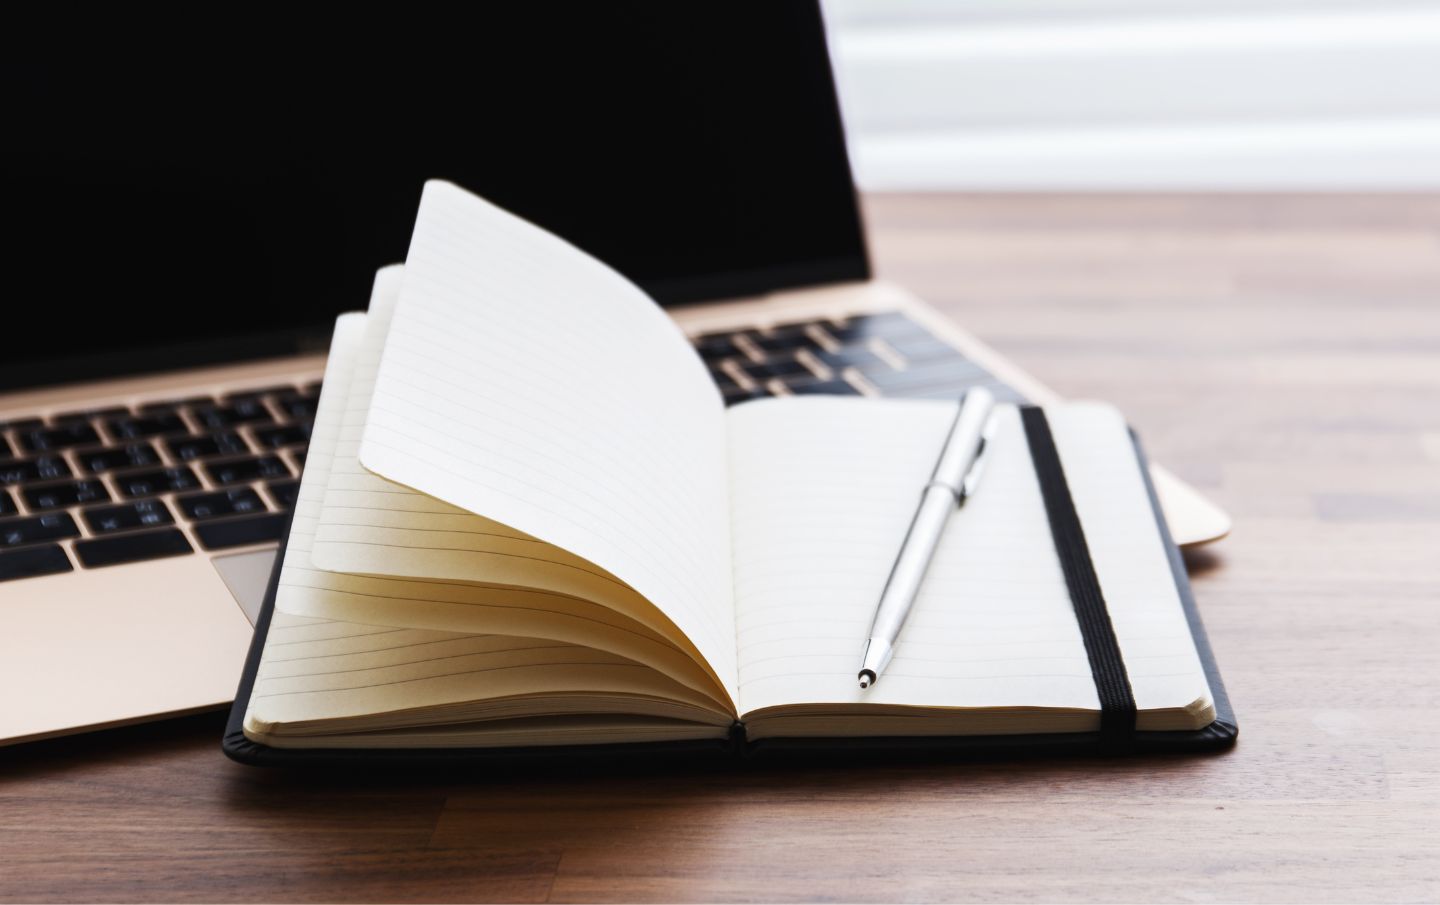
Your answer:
251,304 -> 731,737
357,181 -> 738,697
1044,401 -> 1213,716
313,267 -> 646,614
726,397 -> 1212,727
252,309 -> 507,729
275,273 -> 727,709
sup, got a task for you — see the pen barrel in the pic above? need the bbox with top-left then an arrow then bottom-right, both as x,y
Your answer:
867,484 -> 957,643
930,387 -> 994,492
860,388 -> 995,686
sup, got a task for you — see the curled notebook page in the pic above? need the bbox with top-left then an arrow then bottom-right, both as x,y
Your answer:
355,181 -> 739,698
252,299 -> 728,739
302,268 -> 729,706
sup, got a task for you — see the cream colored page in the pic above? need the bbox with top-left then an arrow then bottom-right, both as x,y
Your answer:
280,272 -> 725,709
357,181 -> 737,696
727,397 -> 1211,718
250,625 -> 730,734
313,268 -> 644,614
250,309 -> 726,734
250,310 -> 488,729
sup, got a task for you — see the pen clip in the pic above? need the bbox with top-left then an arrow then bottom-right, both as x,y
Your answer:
959,412 -> 997,502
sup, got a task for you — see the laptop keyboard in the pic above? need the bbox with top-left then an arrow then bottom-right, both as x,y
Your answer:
0,383 -> 318,582
0,311 -> 1022,584
698,311 -> 1028,407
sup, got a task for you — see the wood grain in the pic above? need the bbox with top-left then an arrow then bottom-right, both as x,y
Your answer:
3,193 -> 1439,903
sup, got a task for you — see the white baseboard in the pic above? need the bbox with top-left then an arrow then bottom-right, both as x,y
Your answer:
825,1 -> 1440,189
851,119 -> 1440,190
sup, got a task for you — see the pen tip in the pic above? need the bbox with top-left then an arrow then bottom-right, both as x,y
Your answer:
858,670 -> 875,689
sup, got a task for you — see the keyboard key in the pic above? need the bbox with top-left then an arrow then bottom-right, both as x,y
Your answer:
691,332 -> 742,361
825,312 -> 929,344
859,358 -> 993,394
108,412 -> 187,439
0,456 -> 71,486
166,432 -> 249,461
709,366 -> 742,394
273,392 -> 318,421
0,545 -> 73,582
82,499 -> 174,534
1,513 -> 80,547
0,436 -> 11,458
17,421 -> 100,452
815,347 -> 891,372
176,488 -> 267,520
252,424 -> 310,449
77,442 -> 160,474
290,449 -> 307,468
785,378 -> 860,396
194,512 -> 287,550
0,489 -> 14,516
203,455 -> 289,485
266,480 -> 299,509
741,357 -> 816,381
115,466 -> 200,498
22,479 -> 110,511
74,528 -> 192,568
1,418 -> 44,433
750,325 -> 819,353
881,334 -> 967,364
194,398 -> 273,429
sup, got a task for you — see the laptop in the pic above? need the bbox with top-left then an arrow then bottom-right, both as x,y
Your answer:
0,3 -> 1229,746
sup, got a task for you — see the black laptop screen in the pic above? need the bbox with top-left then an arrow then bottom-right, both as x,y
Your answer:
2,2 -> 867,390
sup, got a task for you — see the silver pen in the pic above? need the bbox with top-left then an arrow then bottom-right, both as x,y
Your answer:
858,388 -> 997,689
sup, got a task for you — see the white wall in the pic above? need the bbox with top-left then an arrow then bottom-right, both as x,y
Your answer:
823,0 -> 1440,189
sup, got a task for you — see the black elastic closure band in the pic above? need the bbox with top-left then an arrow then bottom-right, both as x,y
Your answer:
1020,406 -> 1137,748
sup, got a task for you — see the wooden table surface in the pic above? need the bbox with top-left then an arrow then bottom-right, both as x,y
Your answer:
4,194 -> 1439,903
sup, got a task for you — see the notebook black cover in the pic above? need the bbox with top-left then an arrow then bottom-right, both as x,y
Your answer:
223,430 -> 1237,767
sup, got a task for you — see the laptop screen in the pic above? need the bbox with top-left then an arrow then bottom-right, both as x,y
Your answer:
2,2 -> 867,390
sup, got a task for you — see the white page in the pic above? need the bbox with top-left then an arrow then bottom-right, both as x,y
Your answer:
356,181 -> 737,697
727,397 -> 1212,727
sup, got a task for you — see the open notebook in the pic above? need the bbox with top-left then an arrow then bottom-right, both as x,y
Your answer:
227,181 -> 1234,759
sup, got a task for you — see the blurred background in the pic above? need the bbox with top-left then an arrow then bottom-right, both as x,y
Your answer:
823,0 -> 1440,189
